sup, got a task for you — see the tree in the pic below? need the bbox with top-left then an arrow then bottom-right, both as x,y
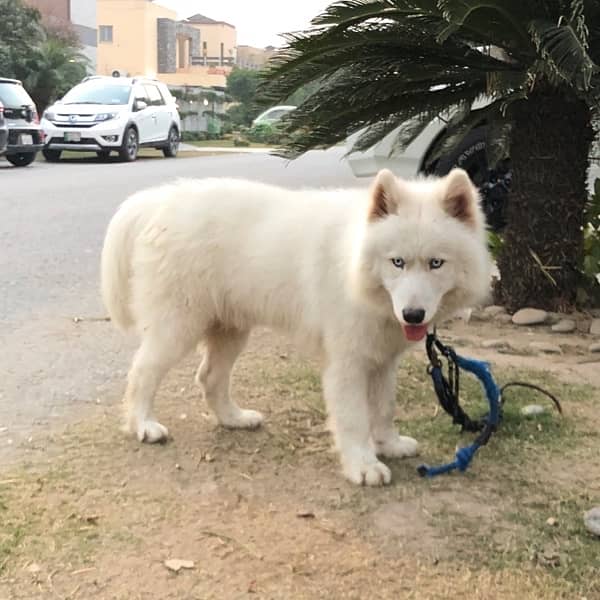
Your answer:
0,0 -> 45,81
226,68 -> 262,126
27,36 -> 89,112
260,0 -> 600,311
0,0 -> 88,113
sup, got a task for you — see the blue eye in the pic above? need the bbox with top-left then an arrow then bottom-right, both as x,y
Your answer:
391,257 -> 405,269
429,258 -> 445,270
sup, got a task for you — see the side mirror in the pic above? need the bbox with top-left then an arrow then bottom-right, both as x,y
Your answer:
134,99 -> 148,112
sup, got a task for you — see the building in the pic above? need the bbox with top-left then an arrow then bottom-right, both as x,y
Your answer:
23,0 -> 97,71
236,45 -> 277,71
181,13 -> 237,68
96,1 -> 237,89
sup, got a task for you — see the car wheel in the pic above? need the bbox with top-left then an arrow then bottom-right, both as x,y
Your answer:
97,150 -> 111,160
118,127 -> 138,162
433,126 -> 511,232
7,152 -> 37,167
162,127 -> 179,158
42,149 -> 62,162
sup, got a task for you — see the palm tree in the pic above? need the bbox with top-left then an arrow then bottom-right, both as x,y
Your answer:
26,36 -> 89,113
260,0 -> 600,311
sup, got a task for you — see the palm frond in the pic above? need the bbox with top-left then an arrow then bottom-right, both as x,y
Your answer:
529,9 -> 598,90
258,0 -> 600,159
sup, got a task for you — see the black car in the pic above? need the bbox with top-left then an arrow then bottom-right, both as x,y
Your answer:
0,78 -> 44,167
0,100 -> 7,156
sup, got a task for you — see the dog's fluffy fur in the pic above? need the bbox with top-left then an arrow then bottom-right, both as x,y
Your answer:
101,169 -> 491,485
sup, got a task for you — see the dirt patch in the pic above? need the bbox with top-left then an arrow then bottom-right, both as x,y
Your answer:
1,323 -> 599,599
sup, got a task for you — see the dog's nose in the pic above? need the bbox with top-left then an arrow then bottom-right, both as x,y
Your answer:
402,308 -> 426,324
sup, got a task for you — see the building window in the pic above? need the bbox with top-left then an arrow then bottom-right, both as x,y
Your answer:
99,25 -> 113,43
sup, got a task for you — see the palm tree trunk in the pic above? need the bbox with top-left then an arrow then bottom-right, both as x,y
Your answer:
495,84 -> 594,311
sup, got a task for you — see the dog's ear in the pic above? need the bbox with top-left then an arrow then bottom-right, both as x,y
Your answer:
368,169 -> 399,221
442,169 -> 478,228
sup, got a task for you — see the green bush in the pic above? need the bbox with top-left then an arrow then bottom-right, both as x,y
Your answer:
180,131 -> 208,142
233,137 -> 250,147
583,178 -> 600,283
248,122 -> 287,145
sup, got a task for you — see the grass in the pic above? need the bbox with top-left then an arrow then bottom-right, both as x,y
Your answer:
0,346 -> 598,598
186,139 -> 270,149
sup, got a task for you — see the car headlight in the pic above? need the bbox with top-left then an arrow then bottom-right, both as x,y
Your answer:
94,112 -> 118,122
43,111 -> 56,121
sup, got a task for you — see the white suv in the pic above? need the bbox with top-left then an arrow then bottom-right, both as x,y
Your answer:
41,76 -> 181,162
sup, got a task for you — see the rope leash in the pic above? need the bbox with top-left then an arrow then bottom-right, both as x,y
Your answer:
418,330 -> 562,478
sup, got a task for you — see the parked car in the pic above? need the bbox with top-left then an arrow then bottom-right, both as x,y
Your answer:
346,111 -> 600,232
41,76 -> 181,162
252,105 -> 296,126
0,78 -> 44,167
0,101 -> 7,157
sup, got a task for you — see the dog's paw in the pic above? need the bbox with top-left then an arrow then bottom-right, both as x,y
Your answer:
375,434 -> 419,458
343,458 -> 392,486
136,420 -> 169,444
219,409 -> 264,430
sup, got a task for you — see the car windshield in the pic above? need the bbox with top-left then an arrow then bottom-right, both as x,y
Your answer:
0,82 -> 34,107
61,81 -> 131,105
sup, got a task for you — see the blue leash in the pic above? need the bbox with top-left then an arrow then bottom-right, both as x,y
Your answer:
418,331 -> 561,478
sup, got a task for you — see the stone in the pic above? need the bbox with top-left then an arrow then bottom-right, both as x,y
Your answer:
546,517 -> 558,527
483,305 -> 505,317
551,319 -> 576,333
584,507 -> 600,536
164,559 -> 195,573
577,320 -> 592,334
589,342 -> 600,353
590,319 -> 600,335
496,313 -> 513,324
521,404 -> 546,417
529,341 -> 562,354
512,308 -> 549,326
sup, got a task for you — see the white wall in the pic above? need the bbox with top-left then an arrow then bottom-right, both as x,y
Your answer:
70,0 -> 97,72
70,0 -> 96,29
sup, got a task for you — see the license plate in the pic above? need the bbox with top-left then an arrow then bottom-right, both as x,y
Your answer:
64,132 -> 81,142
20,134 -> 33,145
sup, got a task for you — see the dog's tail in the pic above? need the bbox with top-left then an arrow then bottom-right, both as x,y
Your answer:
100,197 -> 143,331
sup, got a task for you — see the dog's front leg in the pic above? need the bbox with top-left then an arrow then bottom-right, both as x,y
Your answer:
323,360 -> 392,486
369,361 -> 419,459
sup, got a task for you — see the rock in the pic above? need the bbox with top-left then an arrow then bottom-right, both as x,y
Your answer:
469,309 -> 490,321
481,339 -> 510,350
589,342 -> 600,353
521,404 -> 546,417
483,305 -> 505,317
512,308 -> 549,326
584,507 -> 600,536
590,319 -> 600,335
551,319 -> 576,333
496,313 -> 513,324
546,517 -> 558,527
577,319 -> 591,333
529,341 -> 562,354
164,559 -> 195,573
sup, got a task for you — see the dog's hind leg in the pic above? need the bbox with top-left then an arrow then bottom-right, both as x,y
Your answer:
124,322 -> 198,443
368,360 -> 418,459
196,328 -> 263,429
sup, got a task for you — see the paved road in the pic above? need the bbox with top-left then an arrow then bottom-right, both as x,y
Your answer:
0,149 -> 366,460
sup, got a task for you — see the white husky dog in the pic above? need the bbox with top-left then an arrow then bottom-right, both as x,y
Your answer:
101,168 -> 491,486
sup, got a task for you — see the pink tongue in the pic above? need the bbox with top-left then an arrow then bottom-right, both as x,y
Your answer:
403,324 -> 429,342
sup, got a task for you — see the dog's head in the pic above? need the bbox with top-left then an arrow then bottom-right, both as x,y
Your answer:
353,168 -> 492,342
